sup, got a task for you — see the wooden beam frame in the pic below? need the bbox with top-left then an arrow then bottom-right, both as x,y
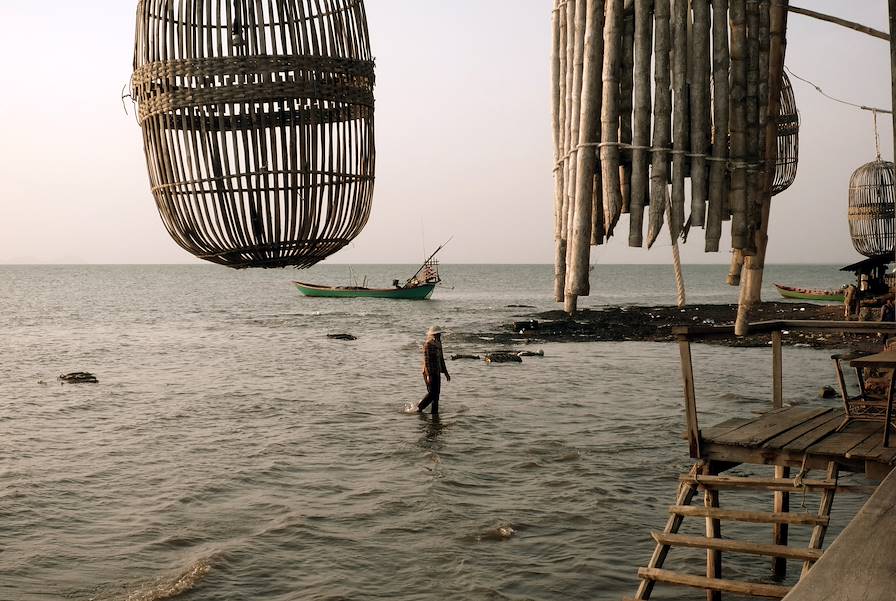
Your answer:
789,5 -> 889,42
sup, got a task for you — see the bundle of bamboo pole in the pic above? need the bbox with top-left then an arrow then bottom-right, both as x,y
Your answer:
551,0 -> 791,321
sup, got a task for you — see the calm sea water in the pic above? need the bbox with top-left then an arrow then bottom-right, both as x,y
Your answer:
0,264 -> 873,601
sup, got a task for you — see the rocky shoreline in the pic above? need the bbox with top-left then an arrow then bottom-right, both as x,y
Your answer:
458,302 -> 886,352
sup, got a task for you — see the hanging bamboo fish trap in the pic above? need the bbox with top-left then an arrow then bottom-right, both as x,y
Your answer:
131,0 -> 375,268
772,71 -> 799,196
848,159 -> 896,258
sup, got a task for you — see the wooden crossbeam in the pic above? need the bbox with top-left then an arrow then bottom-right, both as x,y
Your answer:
669,504 -> 829,526
651,531 -> 823,561
637,568 -> 791,598
681,474 -> 836,491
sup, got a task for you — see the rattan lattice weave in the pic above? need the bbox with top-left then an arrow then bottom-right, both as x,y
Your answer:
132,0 -> 375,268
849,159 -> 895,258
772,71 -> 799,196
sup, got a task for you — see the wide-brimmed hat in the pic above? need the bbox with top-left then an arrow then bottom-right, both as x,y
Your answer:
427,325 -> 444,336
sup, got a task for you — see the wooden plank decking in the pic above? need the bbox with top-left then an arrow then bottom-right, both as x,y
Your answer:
699,406 -> 896,478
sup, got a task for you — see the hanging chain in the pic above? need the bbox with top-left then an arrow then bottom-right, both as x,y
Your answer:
873,108 -> 882,161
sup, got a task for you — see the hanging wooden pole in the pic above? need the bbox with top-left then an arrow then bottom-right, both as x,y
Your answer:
569,0 -> 606,298
601,0 -> 624,243
728,0 -> 749,251
646,0 -> 672,247
553,0 -> 569,303
619,11 -> 636,216
735,0 -> 789,336
744,0 -> 762,255
689,0 -> 711,229
706,0 -> 730,252
564,0 -> 587,314
670,0 -> 689,241
627,0 -> 654,243
891,0 -> 896,188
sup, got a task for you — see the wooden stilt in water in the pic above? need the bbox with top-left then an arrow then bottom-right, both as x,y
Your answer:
568,0 -> 605,298
704,463 -> 722,601
773,465 -> 791,579
735,0 -> 789,334
553,0 -> 568,303
564,0 -> 586,313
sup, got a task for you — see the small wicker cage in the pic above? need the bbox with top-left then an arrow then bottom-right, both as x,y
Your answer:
848,159 -> 896,258
772,71 -> 799,196
131,0 -> 375,268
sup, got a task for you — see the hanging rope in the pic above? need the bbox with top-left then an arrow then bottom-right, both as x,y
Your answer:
666,201 -> 686,308
873,108 -> 882,161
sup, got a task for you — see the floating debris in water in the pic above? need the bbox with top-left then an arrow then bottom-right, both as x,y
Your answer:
513,320 -> 539,332
478,524 -> 517,541
450,354 -> 481,361
517,350 -> 544,357
327,334 -> 357,341
58,372 -> 98,384
484,353 -> 523,364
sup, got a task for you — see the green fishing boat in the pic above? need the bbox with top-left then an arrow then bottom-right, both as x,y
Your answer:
774,283 -> 845,302
293,280 -> 437,300
293,243 -> 445,300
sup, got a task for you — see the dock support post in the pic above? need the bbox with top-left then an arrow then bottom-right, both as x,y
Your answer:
772,330 -> 783,408
772,329 -> 788,579
772,465 -> 790,579
704,462 -> 722,601
678,333 -> 702,458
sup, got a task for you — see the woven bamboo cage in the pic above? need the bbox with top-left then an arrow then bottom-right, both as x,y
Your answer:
131,0 -> 375,269
772,71 -> 799,196
848,159 -> 896,258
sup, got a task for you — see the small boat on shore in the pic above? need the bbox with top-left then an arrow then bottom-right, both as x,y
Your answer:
293,244 -> 445,300
774,283 -> 845,302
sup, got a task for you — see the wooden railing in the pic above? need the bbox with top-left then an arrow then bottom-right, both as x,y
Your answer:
672,320 -> 896,460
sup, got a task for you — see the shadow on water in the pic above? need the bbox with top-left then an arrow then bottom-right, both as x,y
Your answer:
417,413 -> 446,451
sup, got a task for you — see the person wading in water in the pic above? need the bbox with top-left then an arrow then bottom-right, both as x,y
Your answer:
417,326 -> 450,414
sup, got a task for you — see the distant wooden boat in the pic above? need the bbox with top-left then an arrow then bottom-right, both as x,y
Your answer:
774,283 -> 845,302
293,280 -> 437,300
293,243 -> 446,300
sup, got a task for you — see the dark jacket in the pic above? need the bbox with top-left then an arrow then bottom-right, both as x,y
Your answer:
422,336 -> 448,381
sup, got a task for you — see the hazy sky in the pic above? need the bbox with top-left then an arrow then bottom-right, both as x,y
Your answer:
0,1 -> 891,265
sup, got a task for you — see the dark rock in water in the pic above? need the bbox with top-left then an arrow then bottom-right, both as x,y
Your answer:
450,354 -> 481,361
484,353 -> 523,364
513,320 -> 539,332
517,350 -> 544,357
507,304 -> 536,309
818,385 -> 838,399
58,372 -> 98,384
327,334 -> 357,341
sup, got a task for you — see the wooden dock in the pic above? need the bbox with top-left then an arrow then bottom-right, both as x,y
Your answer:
701,406 -> 896,480
627,320 -> 896,601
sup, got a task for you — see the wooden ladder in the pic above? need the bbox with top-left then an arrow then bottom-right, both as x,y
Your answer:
626,462 -> 839,600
